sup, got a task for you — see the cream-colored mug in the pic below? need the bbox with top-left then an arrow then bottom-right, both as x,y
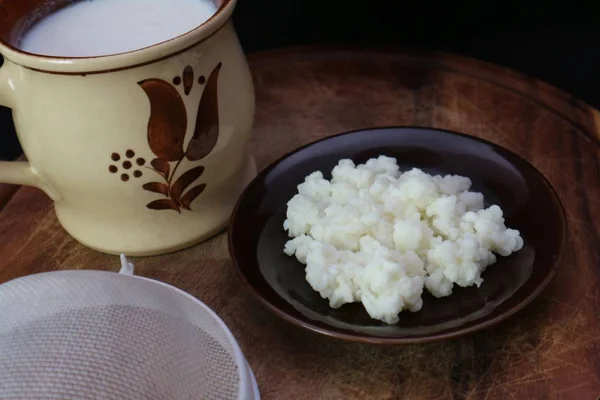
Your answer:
0,0 -> 256,256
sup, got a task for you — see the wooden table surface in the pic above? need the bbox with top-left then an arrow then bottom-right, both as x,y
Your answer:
1,46 -> 599,400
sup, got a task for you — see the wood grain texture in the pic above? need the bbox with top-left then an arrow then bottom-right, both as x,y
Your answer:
1,46 -> 599,399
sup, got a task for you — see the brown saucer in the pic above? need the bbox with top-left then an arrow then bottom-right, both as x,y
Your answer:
228,126 -> 567,344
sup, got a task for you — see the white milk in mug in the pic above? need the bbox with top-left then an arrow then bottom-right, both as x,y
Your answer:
20,0 -> 218,57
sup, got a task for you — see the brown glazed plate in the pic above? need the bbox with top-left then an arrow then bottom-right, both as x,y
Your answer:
228,126 -> 567,344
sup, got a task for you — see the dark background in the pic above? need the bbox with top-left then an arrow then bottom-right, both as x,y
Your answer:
1,0 -> 598,160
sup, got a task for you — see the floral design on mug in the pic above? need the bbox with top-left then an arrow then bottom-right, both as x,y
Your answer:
133,62 -> 222,213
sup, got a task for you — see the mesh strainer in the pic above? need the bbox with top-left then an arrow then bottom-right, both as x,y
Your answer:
0,256 -> 260,400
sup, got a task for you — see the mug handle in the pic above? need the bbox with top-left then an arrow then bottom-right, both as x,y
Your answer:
0,60 -> 59,200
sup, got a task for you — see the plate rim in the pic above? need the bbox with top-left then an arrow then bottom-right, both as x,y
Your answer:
227,125 -> 568,344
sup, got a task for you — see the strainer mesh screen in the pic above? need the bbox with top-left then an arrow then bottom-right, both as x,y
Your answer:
0,271 -> 241,400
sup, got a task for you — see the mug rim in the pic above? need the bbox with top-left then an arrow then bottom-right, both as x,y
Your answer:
0,0 -> 235,74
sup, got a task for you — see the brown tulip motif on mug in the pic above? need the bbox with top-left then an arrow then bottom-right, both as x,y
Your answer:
108,62 -> 222,213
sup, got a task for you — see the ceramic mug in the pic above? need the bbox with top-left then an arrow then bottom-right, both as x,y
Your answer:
0,0 -> 256,256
